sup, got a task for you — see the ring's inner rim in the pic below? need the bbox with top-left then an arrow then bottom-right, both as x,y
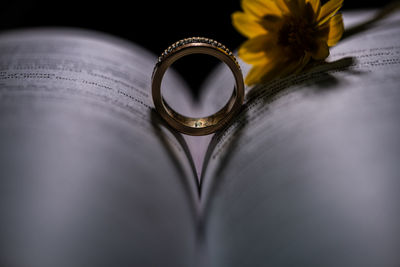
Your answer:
161,86 -> 237,129
159,45 -> 239,129
152,41 -> 244,134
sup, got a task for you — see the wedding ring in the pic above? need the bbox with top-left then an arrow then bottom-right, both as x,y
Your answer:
151,37 -> 244,136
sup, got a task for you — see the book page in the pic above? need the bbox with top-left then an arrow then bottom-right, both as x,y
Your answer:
0,29 -> 200,267
201,10 -> 400,266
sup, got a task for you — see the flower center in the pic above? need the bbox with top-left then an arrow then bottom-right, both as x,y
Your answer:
278,16 -> 317,57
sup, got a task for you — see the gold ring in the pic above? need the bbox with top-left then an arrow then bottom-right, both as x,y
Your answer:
151,37 -> 244,136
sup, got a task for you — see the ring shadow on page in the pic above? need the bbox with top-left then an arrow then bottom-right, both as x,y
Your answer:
150,110 -> 200,217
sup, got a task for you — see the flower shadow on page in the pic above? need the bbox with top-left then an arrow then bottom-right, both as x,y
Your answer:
245,56 -> 356,102
198,56 -> 353,206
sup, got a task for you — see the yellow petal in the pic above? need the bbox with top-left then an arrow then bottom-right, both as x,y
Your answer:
245,49 -> 284,85
274,0 -> 290,14
259,14 -> 283,32
327,13 -> 344,46
240,51 -> 269,65
245,63 -> 275,85
271,53 -> 310,79
317,0 -> 343,25
244,46 -> 291,85
239,37 -> 267,64
241,0 -> 283,18
246,55 -> 308,85
303,2 -> 317,24
310,41 -> 329,60
239,34 -> 278,64
241,34 -> 278,53
282,0 -> 300,16
232,12 -> 267,38
315,22 -> 330,41
306,0 -> 320,16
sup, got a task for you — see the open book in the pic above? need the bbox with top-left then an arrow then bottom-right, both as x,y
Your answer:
1,9 -> 399,267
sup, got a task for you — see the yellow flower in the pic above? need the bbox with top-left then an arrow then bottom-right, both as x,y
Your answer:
232,0 -> 344,85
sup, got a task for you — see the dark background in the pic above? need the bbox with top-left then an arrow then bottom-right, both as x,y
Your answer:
0,0 -> 392,92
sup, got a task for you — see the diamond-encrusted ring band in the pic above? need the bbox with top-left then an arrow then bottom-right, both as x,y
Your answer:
151,37 -> 244,136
